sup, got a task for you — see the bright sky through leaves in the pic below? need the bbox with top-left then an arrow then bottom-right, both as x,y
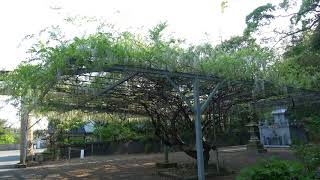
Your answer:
0,0 -> 273,70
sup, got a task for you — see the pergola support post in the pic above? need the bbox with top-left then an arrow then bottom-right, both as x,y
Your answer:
193,78 -> 205,180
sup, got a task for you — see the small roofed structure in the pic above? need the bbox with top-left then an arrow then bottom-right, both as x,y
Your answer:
48,121 -> 96,144
259,107 -> 307,147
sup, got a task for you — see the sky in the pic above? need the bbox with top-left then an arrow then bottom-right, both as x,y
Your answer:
0,0 -> 276,128
0,95 -> 48,129
0,0 -> 275,70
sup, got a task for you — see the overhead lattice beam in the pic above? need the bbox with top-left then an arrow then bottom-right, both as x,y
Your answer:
166,75 -> 193,110
84,72 -> 138,103
70,64 -> 222,82
200,81 -> 225,113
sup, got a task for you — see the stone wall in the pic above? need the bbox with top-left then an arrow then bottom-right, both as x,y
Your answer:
0,144 -> 20,151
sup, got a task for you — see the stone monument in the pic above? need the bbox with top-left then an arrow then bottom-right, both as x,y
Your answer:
246,121 -> 267,153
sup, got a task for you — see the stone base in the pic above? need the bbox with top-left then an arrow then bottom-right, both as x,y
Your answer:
247,140 -> 267,153
15,163 -> 27,168
257,148 -> 267,153
156,162 -> 178,169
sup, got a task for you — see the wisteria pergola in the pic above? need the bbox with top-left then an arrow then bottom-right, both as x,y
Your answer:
24,63 -> 257,179
2,60 -> 316,180
1,24 -> 318,179
12,58 -> 319,179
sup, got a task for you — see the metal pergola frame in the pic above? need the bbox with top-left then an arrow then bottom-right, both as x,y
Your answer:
7,64 -> 320,180
31,64 -> 254,180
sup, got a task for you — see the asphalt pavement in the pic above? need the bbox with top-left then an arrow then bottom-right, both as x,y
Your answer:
0,149 -> 45,170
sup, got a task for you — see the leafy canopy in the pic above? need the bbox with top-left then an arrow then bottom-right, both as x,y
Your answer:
4,21 -> 273,109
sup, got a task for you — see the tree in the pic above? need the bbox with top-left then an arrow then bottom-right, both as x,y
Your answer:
245,0 -> 320,45
245,0 -> 320,90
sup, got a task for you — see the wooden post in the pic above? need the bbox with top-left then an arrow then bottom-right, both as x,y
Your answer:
164,145 -> 169,163
19,101 -> 30,167
20,110 -> 26,164
91,143 -> 93,156
68,147 -> 71,160
27,118 -> 33,161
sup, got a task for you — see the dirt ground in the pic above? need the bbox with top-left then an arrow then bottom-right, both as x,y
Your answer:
0,148 -> 295,180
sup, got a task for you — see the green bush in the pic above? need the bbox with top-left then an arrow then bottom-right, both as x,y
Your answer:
237,158 -> 312,180
98,122 -> 137,141
305,115 -> 320,143
292,144 -> 320,173
0,119 -> 16,144
94,120 -> 155,142
68,139 -> 86,146
0,131 -> 15,144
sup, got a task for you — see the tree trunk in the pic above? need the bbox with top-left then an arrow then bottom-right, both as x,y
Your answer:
184,147 -> 211,169
203,148 -> 210,169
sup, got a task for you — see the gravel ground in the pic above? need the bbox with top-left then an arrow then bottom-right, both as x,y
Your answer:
0,148 -> 295,180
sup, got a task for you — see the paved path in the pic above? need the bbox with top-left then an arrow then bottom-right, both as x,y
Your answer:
0,150 -> 19,169
0,148 -> 295,180
0,146 -> 245,170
